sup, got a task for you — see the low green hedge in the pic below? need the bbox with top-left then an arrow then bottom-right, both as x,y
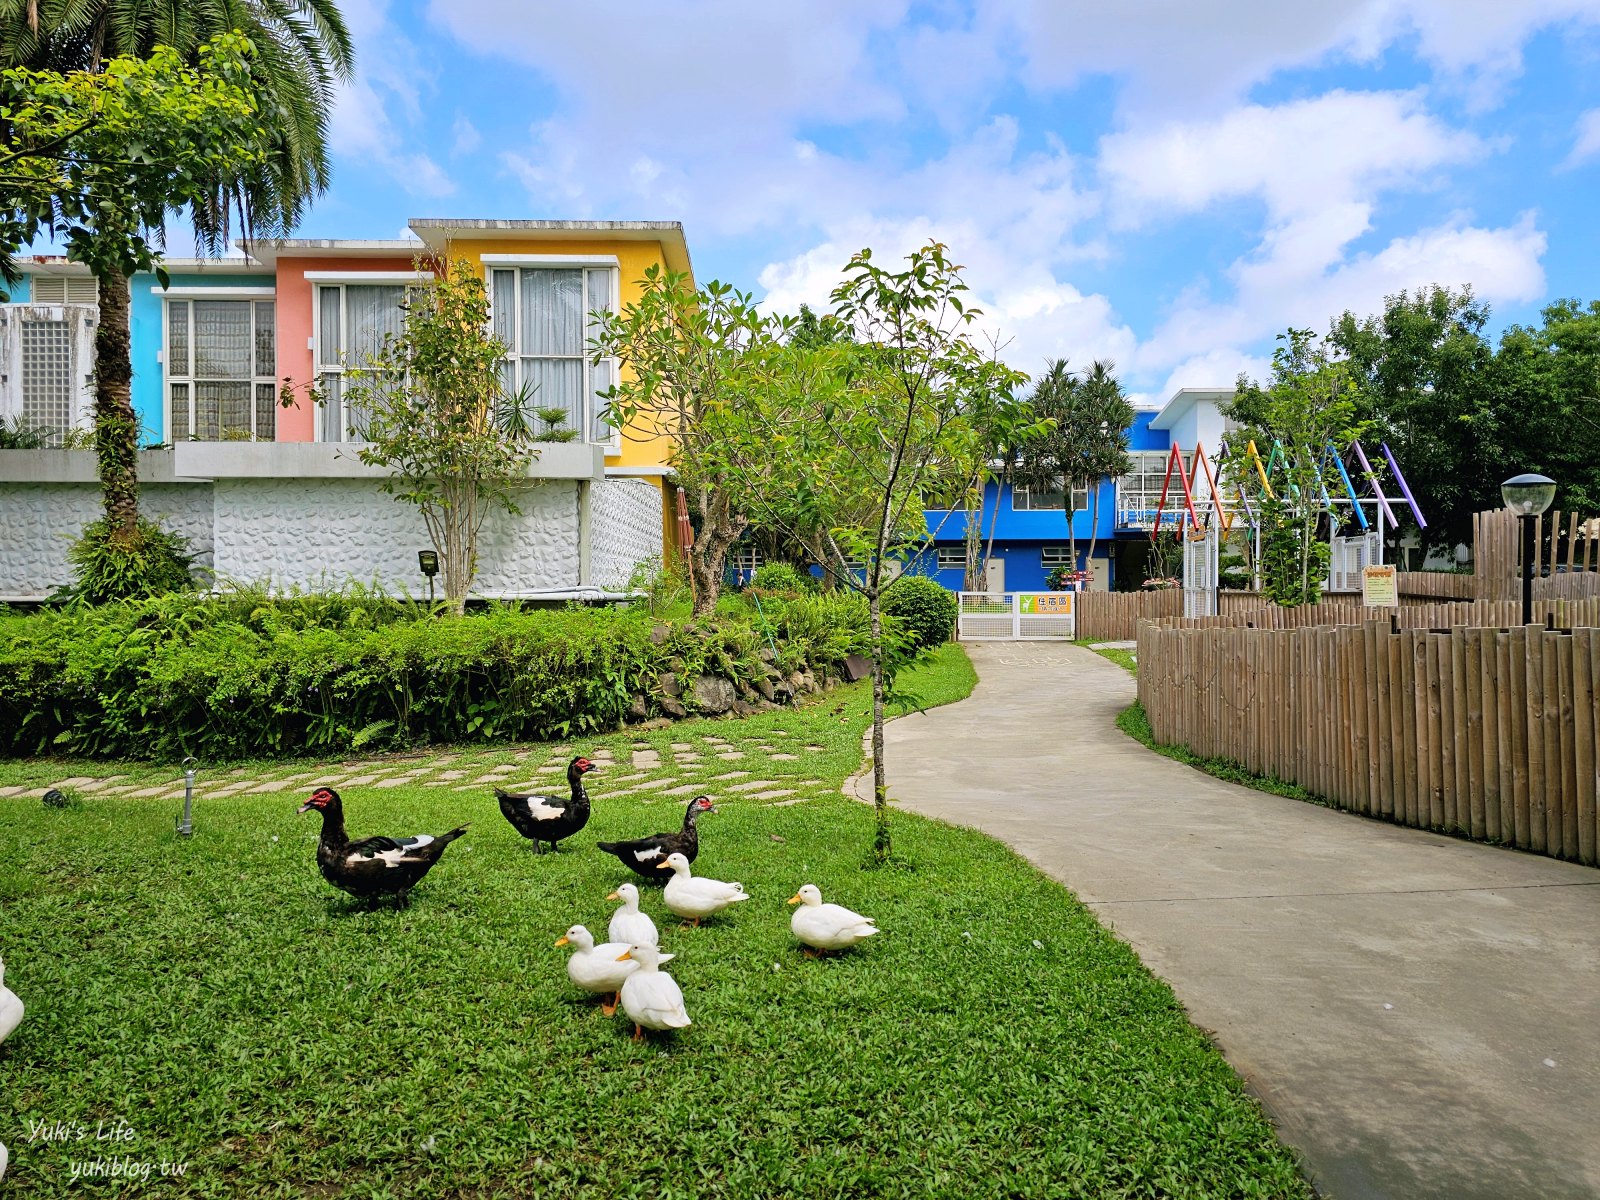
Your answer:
0,590 -> 884,761
883,574 -> 958,649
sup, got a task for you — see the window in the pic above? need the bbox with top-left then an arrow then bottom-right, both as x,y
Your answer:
314,284 -> 409,441
488,265 -> 618,444
28,275 -> 98,305
1012,476 -> 1089,512
729,547 -> 762,574
0,306 -> 94,444
1116,450 -> 1193,527
166,299 -> 276,441
1041,546 -> 1075,567
935,546 -> 966,571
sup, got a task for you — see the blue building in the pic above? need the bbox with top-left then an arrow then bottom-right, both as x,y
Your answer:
914,388 -> 1233,593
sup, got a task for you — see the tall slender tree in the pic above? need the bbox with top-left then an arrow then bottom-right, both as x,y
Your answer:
1,0 -> 353,590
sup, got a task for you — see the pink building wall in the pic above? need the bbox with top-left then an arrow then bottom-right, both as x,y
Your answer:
273,255 -> 416,441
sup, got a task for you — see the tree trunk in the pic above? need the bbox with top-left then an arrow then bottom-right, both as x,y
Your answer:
868,587 -> 891,863
688,489 -> 745,616
984,482 -> 1003,586
963,480 -> 984,591
1084,485 -> 1102,589
1066,477 -> 1078,576
93,271 -> 139,543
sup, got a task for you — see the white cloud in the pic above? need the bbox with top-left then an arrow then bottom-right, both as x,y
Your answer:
326,0 -> 455,197
1564,108 -> 1600,168
1099,90 -> 1484,225
451,114 -> 482,158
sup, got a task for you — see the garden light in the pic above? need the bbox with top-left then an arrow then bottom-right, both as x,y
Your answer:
1502,473 -> 1556,626
175,757 -> 197,838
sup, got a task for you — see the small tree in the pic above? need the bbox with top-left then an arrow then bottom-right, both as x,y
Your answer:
728,244 -> 1025,862
339,259 -> 536,615
591,267 -> 774,615
0,38 -> 267,596
1012,358 -> 1134,585
1226,329 -> 1367,607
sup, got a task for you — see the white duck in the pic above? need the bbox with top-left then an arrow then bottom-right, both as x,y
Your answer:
660,851 -> 749,925
555,925 -> 670,1016
0,956 -> 22,1045
788,884 -> 879,953
616,943 -> 691,1040
605,883 -> 659,948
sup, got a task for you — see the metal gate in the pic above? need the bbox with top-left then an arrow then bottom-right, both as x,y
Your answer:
1182,527 -> 1218,618
957,592 -> 1076,640
1329,531 -> 1382,593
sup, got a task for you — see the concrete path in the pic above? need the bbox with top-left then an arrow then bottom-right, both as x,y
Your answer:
868,642 -> 1600,1200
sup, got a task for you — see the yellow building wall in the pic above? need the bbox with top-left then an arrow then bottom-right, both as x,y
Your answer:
438,235 -> 683,563
438,236 -> 677,474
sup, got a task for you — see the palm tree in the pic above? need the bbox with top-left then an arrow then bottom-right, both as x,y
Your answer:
0,0 -> 353,571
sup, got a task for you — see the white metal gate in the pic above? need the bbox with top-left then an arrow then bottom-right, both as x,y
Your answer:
1329,531 -> 1382,593
957,592 -> 1076,640
1182,528 -> 1218,618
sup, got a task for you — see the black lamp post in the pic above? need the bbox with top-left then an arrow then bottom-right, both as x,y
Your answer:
417,549 -> 440,606
1501,473 -> 1556,625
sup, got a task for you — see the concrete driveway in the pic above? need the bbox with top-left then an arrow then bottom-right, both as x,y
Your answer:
867,642 -> 1600,1200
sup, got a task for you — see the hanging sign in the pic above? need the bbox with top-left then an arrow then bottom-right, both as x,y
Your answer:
1362,564 -> 1398,607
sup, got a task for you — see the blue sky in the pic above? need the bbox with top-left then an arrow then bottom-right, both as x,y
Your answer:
300,1 -> 1600,403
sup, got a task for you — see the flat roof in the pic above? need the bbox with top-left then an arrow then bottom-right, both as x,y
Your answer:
407,219 -> 693,278
239,239 -> 421,265
17,256 -> 269,275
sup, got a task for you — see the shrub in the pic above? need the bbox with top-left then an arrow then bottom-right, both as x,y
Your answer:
0,593 -> 875,761
881,575 -> 956,650
749,561 -> 812,593
62,517 -> 197,604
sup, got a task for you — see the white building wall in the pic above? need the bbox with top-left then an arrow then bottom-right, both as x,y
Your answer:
0,482 -> 214,599
591,477 -> 665,590
210,478 -> 580,596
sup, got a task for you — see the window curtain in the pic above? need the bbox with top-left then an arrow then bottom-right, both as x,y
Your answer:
338,285 -> 405,440
521,269 -> 585,433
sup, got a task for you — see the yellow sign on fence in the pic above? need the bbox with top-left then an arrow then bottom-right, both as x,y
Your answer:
1362,565 -> 1398,608
1020,592 -> 1075,615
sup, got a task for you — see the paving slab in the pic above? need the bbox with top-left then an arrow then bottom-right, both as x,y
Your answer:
871,641 -> 1600,1200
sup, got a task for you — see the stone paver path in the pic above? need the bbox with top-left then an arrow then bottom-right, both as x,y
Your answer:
864,642 -> 1600,1200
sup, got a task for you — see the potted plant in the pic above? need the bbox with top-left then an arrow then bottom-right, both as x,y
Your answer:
1046,565 -> 1092,591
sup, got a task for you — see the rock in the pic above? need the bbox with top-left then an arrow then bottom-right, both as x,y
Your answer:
640,717 -> 675,731
660,696 -> 687,719
758,647 -> 777,663
735,678 -> 758,700
649,623 -> 671,645
690,675 -> 737,714
730,700 -> 759,717
626,693 -> 650,722
658,672 -> 682,698
787,671 -> 806,691
754,676 -> 777,703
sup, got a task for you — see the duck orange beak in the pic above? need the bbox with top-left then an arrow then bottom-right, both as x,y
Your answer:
554,936 -> 570,947
616,949 -> 633,962
605,890 -> 621,900
787,894 -> 802,905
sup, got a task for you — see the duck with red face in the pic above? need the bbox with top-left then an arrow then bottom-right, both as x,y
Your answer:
298,787 -> 468,906
494,756 -> 598,854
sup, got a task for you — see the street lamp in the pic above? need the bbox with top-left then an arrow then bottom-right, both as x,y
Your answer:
1501,473 -> 1556,625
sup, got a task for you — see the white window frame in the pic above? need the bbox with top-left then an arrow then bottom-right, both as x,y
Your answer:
729,547 -> 762,576
1012,476 -> 1090,512
311,277 -> 418,442
935,546 -> 966,571
486,257 -> 621,451
1041,546 -> 1075,567
162,293 -> 277,442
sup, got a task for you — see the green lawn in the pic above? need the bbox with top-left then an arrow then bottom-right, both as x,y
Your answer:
0,644 -> 1309,1198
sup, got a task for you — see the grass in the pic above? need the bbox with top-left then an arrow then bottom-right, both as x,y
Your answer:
1086,643 -> 1138,674
0,643 -> 1309,1199
1115,700 -> 1328,808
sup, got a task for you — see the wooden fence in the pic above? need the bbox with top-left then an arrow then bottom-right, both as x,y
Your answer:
1137,621 -> 1600,865
1473,508 -> 1600,602
1075,588 -> 1181,641
1396,571 -> 1478,600
1147,596 -> 1600,632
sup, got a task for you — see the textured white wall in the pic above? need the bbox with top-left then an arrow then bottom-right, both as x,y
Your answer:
210,477 -> 579,595
0,483 -> 214,598
592,477 -> 665,590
